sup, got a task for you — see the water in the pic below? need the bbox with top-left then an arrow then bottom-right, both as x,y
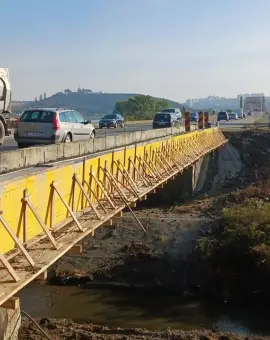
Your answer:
19,284 -> 270,336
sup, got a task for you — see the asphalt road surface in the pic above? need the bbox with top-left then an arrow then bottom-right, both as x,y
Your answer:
1,124 -> 153,152
0,112 -> 264,152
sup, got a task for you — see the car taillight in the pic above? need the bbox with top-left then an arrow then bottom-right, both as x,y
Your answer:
52,114 -> 60,130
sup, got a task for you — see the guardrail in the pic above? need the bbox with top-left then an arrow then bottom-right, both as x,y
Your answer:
0,126 -> 195,174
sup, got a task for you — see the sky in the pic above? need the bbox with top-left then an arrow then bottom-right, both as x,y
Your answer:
1,0 -> 270,102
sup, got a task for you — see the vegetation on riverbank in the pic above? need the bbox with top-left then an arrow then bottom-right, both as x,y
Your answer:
194,129 -> 270,301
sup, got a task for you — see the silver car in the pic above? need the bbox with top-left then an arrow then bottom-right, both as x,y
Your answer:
14,108 -> 95,148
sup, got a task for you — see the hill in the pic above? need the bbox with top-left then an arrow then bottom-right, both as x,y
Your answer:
12,92 -> 185,118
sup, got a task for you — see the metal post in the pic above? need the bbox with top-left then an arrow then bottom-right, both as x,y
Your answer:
198,111 -> 204,129
184,112 -> 190,132
204,112 -> 209,128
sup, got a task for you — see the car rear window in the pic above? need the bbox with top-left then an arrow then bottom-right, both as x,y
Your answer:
20,110 -> 55,123
161,109 -> 175,113
218,112 -> 227,117
154,113 -> 171,122
103,115 -> 116,119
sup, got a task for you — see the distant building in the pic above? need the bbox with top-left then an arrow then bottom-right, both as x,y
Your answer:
243,94 -> 266,112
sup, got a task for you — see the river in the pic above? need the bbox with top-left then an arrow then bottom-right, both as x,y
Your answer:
18,283 -> 270,337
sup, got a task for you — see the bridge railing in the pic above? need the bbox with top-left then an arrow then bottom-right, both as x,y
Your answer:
0,127 -> 227,306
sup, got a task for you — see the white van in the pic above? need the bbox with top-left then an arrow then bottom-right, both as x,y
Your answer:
161,108 -> 182,120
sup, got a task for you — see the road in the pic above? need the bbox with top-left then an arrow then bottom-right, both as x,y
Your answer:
1,124 -> 152,152
0,112 -> 265,152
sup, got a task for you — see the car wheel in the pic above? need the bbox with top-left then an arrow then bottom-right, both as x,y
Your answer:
17,143 -> 29,149
0,120 -> 5,145
121,123 -> 125,128
64,133 -> 72,143
90,130 -> 95,139
114,123 -> 117,128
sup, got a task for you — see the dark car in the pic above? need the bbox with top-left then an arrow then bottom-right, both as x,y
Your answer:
190,112 -> 199,122
99,114 -> 125,128
153,112 -> 177,129
217,111 -> 229,122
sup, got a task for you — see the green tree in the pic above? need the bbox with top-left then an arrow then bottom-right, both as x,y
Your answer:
114,95 -> 170,120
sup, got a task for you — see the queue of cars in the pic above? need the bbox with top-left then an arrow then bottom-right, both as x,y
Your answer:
217,109 -> 247,122
15,105 -> 250,148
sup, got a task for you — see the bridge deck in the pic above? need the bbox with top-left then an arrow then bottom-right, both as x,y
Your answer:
0,128 -> 227,306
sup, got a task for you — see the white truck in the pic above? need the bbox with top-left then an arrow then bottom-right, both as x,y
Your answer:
0,68 -> 13,144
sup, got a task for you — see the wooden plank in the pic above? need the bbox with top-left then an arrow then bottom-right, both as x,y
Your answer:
52,181 -> 85,232
23,189 -> 28,243
25,199 -> 61,250
68,244 -> 83,254
0,213 -> 35,268
115,211 -> 123,218
35,270 -> 48,281
73,174 -> 102,219
1,297 -> 20,310
103,219 -> 113,226
0,253 -> 20,283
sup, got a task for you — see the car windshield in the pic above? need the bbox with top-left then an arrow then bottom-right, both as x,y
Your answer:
191,113 -> 197,116
154,113 -> 171,122
20,110 -> 55,123
219,112 -> 226,116
161,109 -> 175,113
102,115 -> 116,119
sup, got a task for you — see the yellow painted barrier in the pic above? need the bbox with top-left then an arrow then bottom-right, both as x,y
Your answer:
0,127 -> 227,305
0,127 -> 225,254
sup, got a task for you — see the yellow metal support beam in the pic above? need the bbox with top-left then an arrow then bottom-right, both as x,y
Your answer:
0,127 -> 227,306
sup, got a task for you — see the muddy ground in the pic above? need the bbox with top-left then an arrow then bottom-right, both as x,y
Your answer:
52,208 -> 211,290
51,143 -> 240,289
19,128 -> 270,339
19,318 -> 266,340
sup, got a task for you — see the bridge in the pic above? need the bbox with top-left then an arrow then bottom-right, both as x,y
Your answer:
0,117 -> 227,339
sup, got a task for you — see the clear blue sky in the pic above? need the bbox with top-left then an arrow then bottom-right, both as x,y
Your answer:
2,0 -> 270,102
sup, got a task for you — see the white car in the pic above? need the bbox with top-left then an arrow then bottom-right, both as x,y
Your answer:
229,112 -> 238,120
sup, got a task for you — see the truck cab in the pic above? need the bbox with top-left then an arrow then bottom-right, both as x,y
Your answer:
0,68 -> 11,114
0,68 -> 12,144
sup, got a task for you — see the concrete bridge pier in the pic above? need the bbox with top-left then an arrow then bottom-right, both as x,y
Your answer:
0,298 -> 21,340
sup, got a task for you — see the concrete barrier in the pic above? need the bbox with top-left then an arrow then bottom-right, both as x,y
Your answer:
0,126 -> 188,174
